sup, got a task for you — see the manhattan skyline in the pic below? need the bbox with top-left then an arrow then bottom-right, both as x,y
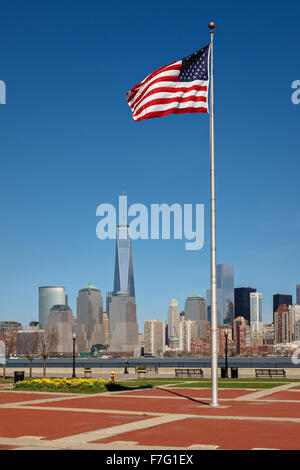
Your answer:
0,0 -> 299,328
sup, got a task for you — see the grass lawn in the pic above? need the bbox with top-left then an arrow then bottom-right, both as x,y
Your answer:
116,377 -> 300,390
0,377 -> 14,384
4,376 -> 300,393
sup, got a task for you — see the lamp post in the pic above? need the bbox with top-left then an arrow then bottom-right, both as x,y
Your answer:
72,332 -> 76,378
224,329 -> 229,378
124,359 -> 129,374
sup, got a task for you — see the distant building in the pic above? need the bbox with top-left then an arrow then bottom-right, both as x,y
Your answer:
233,316 -> 251,355
190,324 -> 234,356
39,286 -> 67,329
294,321 -> 300,341
233,316 -> 247,341
76,284 -> 105,348
144,319 -> 166,356
184,294 -> 207,322
292,304 -> 300,341
17,328 -> 45,356
288,304 -> 300,340
106,291 -> 113,316
0,321 -> 23,356
45,305 -> 88,354
113,225 -> 135,298
234,287 -> 256,325
0,321 -> 22,330
168,337 -> 180,350
274,305 -> 292,344
102,312 -> 110,346
273,293 -> 292,323
250,292 -> 263,334
262,323 -> 275,345
207,264 -> 234,325
251,331 -> 264,348
168,297 -> 180,343
109,292 -> 138,353
179,320 -> 202,353
296,285 -> 300,305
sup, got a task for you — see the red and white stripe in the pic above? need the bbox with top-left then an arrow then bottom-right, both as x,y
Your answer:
126,60 -> 209,122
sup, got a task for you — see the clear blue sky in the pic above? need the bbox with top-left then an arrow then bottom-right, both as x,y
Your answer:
0,0 -> 299,329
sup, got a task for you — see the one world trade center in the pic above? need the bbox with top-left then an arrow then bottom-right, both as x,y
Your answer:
113,225 -> 135,298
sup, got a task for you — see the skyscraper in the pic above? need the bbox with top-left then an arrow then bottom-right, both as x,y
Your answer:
296,285 -> 300,305
168,297 -> 180,343
179,320 -> 201,352
274,305 -> 292,344
45,305 -> 88,354
76,284 -> 105,348
184,294 -> 208,339
109,292 -> 138,352
39,286 -> 67,329
113,225 -> 135,298
144,319 -> 166,356
234,287 -> 256,325
184,294 -> 207,322
207,264 -> 234,325
273,293 -> 292,323
250,292 -> 263,334
106,291 -> 113,316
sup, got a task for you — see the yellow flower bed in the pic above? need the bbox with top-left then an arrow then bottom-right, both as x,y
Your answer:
15,377 -> 109,391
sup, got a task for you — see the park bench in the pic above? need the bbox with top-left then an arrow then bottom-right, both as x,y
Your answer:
255,368 -> 286,378
146,366 -> 158,374
175,368 -> 203,378
135,366 -> 158,374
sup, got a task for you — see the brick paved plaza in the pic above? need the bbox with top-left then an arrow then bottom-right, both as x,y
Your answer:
0,379 -> 300,450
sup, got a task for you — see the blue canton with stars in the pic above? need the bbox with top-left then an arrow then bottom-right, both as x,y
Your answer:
178,45 -> 209,82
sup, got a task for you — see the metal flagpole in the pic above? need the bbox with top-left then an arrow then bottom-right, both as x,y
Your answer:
208,21 -> 219,407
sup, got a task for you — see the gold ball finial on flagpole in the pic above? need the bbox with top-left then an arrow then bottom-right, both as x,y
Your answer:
208,22 -> 215,30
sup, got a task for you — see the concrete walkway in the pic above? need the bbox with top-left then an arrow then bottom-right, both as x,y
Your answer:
1,381 -> 300,450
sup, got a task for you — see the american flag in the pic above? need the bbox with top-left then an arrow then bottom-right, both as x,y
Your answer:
126,45 -> 210,122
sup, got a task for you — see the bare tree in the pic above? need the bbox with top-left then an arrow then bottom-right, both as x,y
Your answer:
37,331 -> 58,377
18,332 -> 40,378
0,329 -> 17,357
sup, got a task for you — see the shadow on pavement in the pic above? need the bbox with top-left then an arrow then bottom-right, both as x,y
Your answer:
156,387 -> 209,406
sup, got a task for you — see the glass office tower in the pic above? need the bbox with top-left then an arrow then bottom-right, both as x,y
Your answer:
206,264 -> 234,325
234,287 -> 257,325
113,225 -> 135,298
273,293 -> 292,323
39,286 -> 67,329
217,264 -> 234,325
297,285 -> 300,306
250,292 -> 263,333
184,294 -> 207,322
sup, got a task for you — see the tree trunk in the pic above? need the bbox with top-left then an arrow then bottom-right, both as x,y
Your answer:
3,361 -> 5,380
43,358 -> 46,377
29,359 -> 32,378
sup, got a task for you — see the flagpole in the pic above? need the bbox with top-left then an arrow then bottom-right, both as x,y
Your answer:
209,21 -> 219,407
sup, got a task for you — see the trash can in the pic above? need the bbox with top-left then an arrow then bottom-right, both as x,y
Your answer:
221,367 -> 228,378
231,367 -> 238,379
84,368 -> 92,378
14,371 -> 24,382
